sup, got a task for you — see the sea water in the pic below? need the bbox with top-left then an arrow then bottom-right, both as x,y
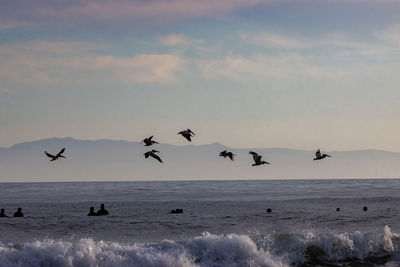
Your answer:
0,179 -> 399,266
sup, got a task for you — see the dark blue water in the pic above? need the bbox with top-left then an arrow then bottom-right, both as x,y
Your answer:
0,179 -> 399,266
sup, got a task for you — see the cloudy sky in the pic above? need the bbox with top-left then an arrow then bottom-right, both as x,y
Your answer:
1,0 -> 400,151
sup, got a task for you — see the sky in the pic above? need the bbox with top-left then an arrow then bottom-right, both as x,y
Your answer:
1,0 -> 400,151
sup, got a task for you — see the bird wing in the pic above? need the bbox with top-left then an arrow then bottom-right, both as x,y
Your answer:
228,154 -> 234,161
45,151 -> 55,159
252,154 -> 259,163
183,133 -> 191,141
316,149 -> 321,158
144,152 -> 150,158
150,153 -> 163,163
149,136 -> 154,140
56,148 -> 65,157
188,129 -> 195,135
152,150 -> 160,153
220,150 -> 227,156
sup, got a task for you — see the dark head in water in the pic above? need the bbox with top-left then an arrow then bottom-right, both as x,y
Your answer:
88,207 -> 97,216
266,208 -> 272,213
0,208 -> 7,217
97,204 -> 109,216
13,207 -> 24,217
170,209 -> 183,214
313,149 -> 331,161
363,206 -> 368,211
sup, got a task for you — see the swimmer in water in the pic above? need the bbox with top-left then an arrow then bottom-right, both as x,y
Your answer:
87,207 -> 97,216
13,207 -> 24,217
0,209 -> 7,217
96,204 -> 109,216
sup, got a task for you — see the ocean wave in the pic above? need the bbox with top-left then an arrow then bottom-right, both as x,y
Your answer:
0,226 -> 398,267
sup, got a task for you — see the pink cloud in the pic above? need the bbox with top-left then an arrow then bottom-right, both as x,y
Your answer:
28,0 -> 269,21
0,41 -> 186,88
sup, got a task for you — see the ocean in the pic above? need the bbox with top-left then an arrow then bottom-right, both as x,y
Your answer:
0,179 -> 399,266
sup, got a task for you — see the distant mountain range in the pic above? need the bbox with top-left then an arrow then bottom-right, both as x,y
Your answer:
0,137 -> 399,182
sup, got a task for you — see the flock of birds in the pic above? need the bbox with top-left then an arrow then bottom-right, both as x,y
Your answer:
44,128 -> 332,165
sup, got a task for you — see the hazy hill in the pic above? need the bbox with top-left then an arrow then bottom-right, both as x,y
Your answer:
0,137 -> 399,182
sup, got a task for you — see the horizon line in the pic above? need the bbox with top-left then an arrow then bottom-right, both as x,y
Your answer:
1,136 -> 399,154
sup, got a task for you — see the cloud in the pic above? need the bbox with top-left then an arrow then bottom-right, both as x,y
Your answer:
1,0 -> 269,25
240,29 -> 400,61
0,41 -> 186,90
0,21 -> 30,31
159,34 -> 203,47
199,54 -> 349,82
375,24 -> 400,46
1,0 -> 399,30
240,33 -> 309,49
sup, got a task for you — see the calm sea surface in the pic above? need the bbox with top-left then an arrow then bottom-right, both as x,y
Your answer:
0,179 -> 399,266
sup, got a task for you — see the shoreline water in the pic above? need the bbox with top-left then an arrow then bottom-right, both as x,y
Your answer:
0,179 -> 399,266
1,177 -> 400,184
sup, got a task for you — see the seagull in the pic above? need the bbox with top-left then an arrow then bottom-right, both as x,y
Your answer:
144,150 -> 163,163
313,149 -> 331,160
219,150 -> 235,161
142,136 -> 159,146
178,128 -> 195,142
249,151 -> 270,166
44,148 -> 66,161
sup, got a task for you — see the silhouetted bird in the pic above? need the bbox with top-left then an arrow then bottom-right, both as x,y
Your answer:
178,128 -> 195,142
219,150 -> 235,161
44,148 -> 66,161
144,150 -> 163,163
142,136 -> 159,146
249,151 -> 270,166
313,149 -> 331,160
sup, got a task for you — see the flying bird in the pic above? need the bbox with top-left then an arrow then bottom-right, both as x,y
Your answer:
313,149 -> 331,160
44,148 -> 66,161
144,150 -> 163,163
249,151 -> 270,166
219,150 -> 235,161
142,136 -> 159,146
178,128 -> 195,142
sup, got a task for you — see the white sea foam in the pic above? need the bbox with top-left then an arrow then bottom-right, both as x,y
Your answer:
0,234 -> 285,267
0,226 -> 398,267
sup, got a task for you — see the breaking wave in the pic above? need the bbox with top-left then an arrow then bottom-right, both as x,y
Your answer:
0,226 -> 399,266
